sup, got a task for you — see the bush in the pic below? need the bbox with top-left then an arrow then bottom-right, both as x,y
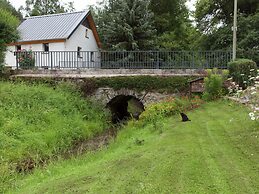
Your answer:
203,69 -> 225,101
228,59 -> 257,89
139,96 -> 203,128
17,50 -> 36,69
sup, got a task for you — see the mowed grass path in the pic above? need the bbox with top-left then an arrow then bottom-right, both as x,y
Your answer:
11,101 -> 259,194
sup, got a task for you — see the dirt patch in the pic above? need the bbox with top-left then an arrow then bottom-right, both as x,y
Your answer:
64,127 -> 118,158
15,127 -> 118,173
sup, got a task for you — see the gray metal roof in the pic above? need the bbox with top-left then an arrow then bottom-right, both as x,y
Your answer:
18,11 -> 89,42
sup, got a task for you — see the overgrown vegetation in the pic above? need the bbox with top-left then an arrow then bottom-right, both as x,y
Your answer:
0,81 -> 109,192
0,8 -> 19,65
139,96 -> 203,130
203,69 -> 229,101
82,76 -> 197,94
228,59 -> 257,89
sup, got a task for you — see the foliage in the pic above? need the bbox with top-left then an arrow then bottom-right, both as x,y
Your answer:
0,8 -> 19,65
203,68 -> 227,101
17,50 -> 36,69
85,76 -> 196,94
0,0 -> 23,21
149,0 -> 188,34
198,12 -> 259,52
228,59 -> 257,89
0,81 -> 109,192
228,68 -> 259,121
149,0 -> 199,50
5,101 -> 259,193
94,0 -> 156,50
20,0 -> 75,16
195,0 -> 259,33
139,96 -> 203,128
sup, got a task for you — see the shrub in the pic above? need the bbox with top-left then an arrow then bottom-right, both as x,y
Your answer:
203,69 -> 225,101
139,96 -> 203,128
228,59 -> 257,89
17,50 -> 35,69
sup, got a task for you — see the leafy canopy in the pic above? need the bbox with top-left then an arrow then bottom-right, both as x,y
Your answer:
0,8 -> 19,64
96,0 -> 156,50
21,0 -> 75,16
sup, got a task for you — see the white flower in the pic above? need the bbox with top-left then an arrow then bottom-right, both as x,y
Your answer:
251,117 -> 256,121
240,74 -> 245,76
251,87 -> 256,90
250,69 -> 255,72
251,92 -> 256,95
249,112 -> 255,117
243,81 -> 247,83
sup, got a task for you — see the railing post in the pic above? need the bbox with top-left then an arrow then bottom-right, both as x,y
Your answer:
50,52 -> 53,69
156,51 -> 159,69
15,52 -> 19,70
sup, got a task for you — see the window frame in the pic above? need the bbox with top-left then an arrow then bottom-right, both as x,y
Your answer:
16,45 -> 21,51
85,29 -> 89,39
43,43 -> 49,52
77,47 -> 83,58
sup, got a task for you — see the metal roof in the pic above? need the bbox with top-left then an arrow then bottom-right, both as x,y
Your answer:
17,11 -> 89,42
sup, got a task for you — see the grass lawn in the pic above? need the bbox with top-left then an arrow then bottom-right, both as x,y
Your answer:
9,100 -> 259,194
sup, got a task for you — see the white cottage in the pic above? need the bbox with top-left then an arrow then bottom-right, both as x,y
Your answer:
5,11 -> 101,69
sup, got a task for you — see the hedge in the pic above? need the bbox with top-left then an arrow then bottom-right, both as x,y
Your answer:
228,59 -> 257,89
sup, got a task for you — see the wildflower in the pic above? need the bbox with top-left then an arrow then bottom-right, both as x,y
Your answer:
251,117 -> 256,121
249,112 -> 255,117
243,81 -> 247,84
251,92 -> 256,95
251,87 -> 256,90
250,69 -> 255,72
240,74 -> 245,76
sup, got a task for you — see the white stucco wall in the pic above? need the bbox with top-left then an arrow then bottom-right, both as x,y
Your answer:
4,43 -> 66,68
65,25 -> 99,52
4,24 -> 100,68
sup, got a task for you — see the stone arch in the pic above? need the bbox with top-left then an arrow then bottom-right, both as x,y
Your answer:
93,88 -> 148,106
106,95 -> 145,123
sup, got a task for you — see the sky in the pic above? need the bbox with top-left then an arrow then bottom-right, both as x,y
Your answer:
9,0 -> 197,12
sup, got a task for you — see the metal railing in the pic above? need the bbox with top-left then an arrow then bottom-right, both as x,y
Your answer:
15,50 -> 232,70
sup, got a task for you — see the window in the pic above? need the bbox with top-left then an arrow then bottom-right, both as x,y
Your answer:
43,43 -> 49,52
16,45 -> 21,51
90,52 -> 94,62
85,29 -> 89,38
77,47 -> 82,58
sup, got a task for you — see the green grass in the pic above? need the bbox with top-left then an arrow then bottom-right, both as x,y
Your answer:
0,81 -> 109,192
8,100 -> 259,194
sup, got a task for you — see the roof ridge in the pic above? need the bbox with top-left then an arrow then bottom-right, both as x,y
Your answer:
25,10 -> 88,20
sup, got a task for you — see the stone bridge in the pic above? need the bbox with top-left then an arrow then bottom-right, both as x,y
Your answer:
92,88 -> 176,123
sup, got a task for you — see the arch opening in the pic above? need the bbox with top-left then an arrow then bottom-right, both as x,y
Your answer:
106,95 -> 145,123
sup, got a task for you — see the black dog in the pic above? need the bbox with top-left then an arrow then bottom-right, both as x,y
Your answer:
180,113 -> 191,122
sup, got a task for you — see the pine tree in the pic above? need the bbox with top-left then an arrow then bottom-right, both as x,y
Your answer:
97,0 -> 156,50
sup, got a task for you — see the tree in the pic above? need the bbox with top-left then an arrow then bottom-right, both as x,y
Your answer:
96,0 -> 156,50
0,0 -> 23,21
149,0 -> 199,50
195,0 -> 259,33
0,8 -> 19,65
21,0 -> 75,16
149,0 -> 189,35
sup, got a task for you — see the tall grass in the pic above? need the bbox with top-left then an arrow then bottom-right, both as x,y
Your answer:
0,81 -> 109,192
